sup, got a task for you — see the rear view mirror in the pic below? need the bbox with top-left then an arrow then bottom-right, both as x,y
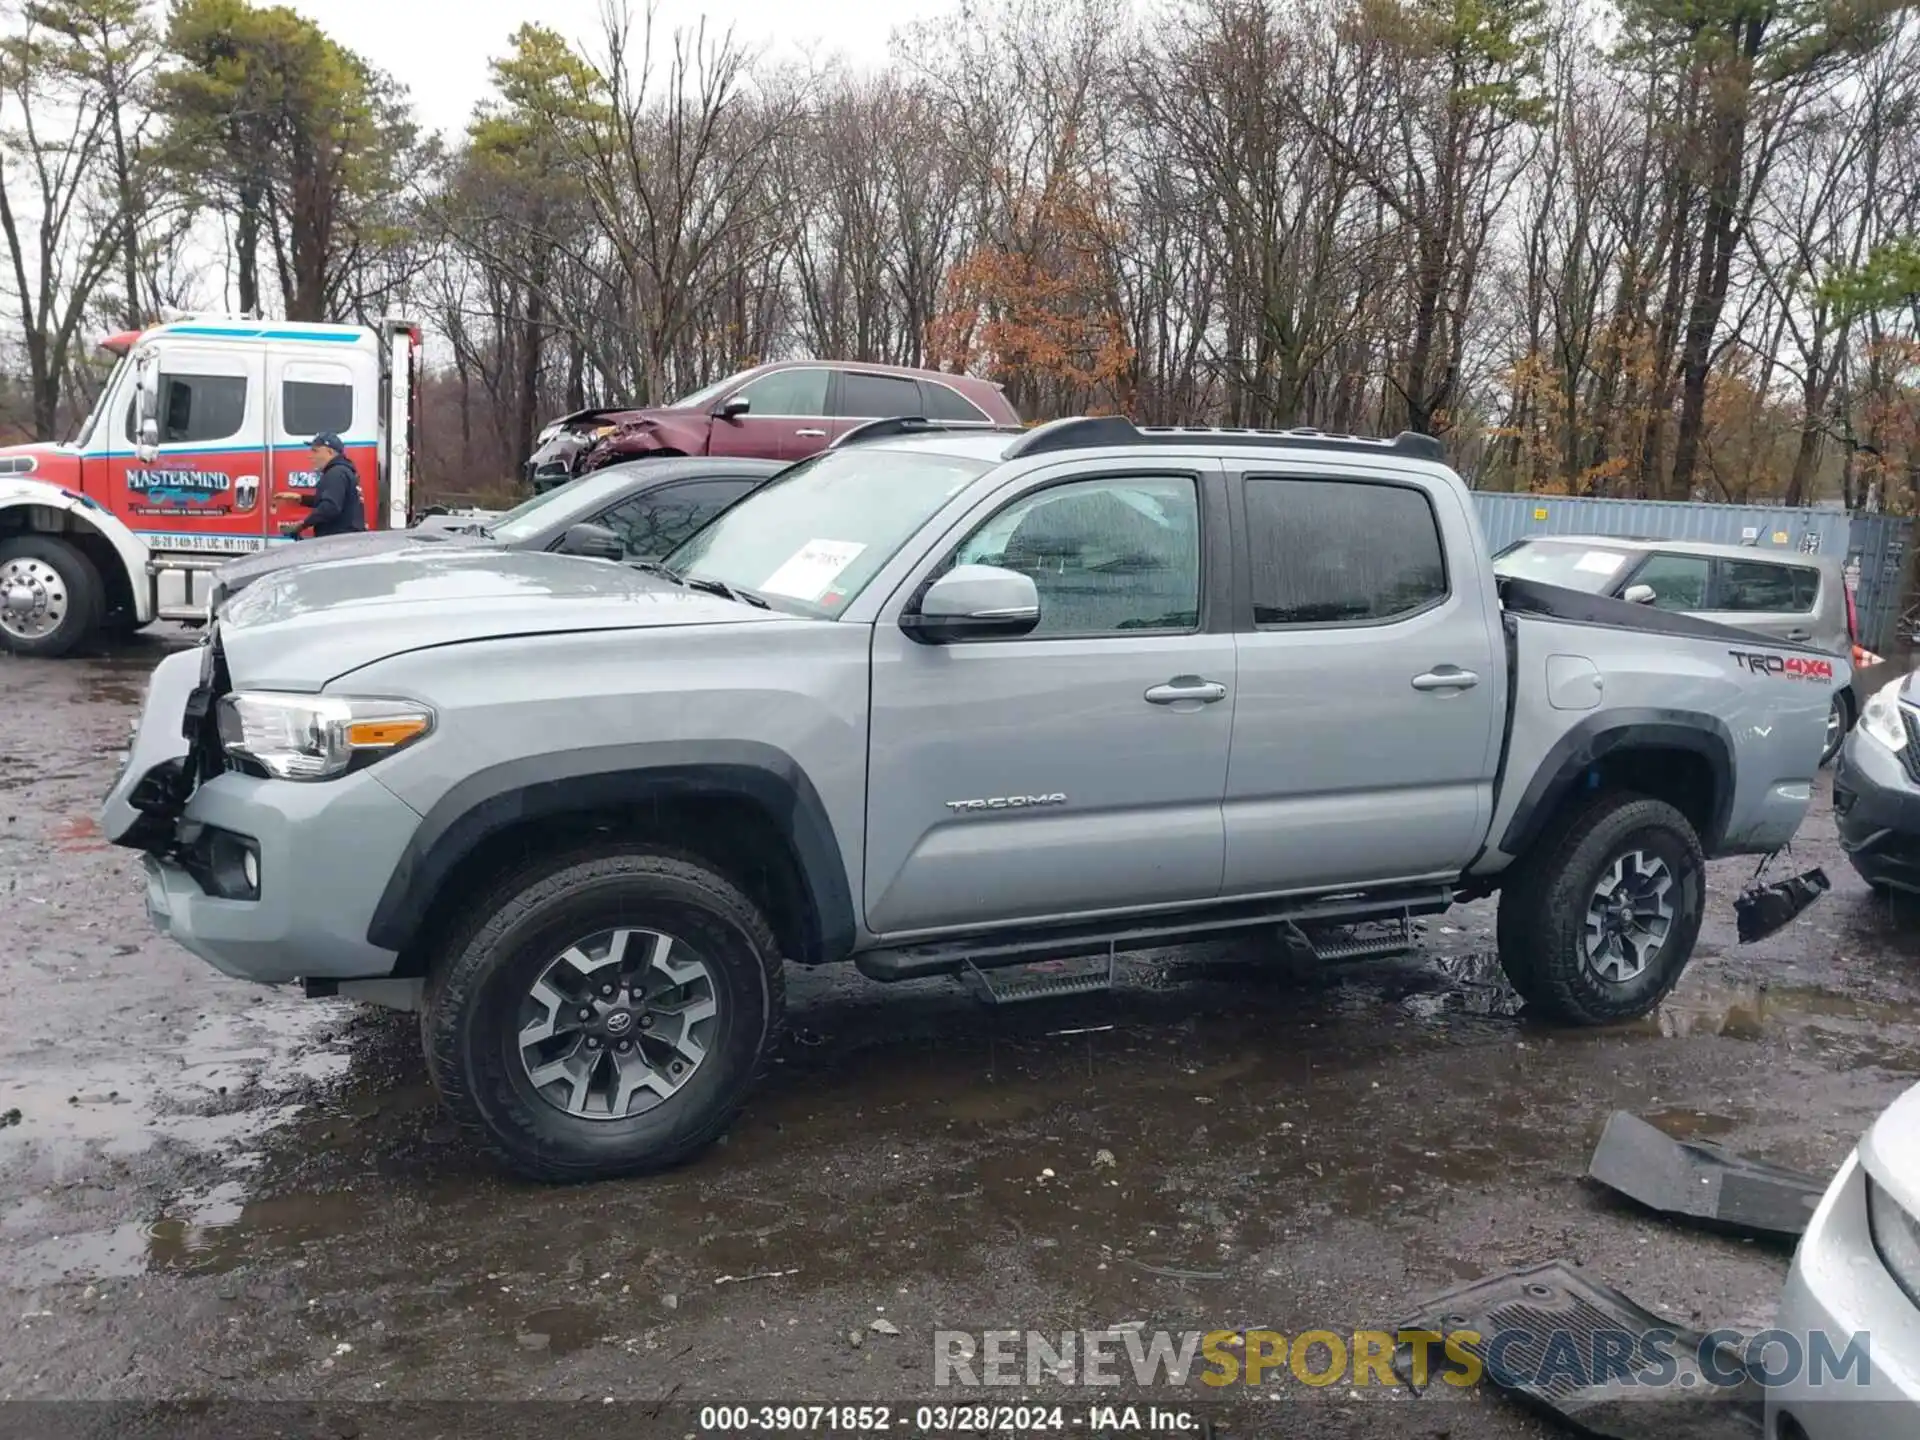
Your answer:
134,353 -> 160,461
717,396 -> 751,420
558,522 -> 624,561
901,564 -> 1040,644
1623,584 -> 1656,605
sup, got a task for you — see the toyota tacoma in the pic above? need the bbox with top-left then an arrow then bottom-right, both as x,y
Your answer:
104,417 -> 1843,1182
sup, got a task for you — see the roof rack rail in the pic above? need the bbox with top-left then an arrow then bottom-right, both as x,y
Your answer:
1001,416 -> 1446,463
828,416 -> 1020,450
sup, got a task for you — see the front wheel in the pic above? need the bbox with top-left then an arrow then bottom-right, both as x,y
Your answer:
423,848 -> 786,1183
1496,793 -> 1705,1026
0,534 -> 103,657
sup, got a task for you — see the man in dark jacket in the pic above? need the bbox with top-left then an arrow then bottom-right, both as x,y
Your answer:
277,432 -> 366,538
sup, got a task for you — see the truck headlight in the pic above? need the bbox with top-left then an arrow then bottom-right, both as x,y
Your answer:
1867,1176 -> 1920,1311
215,692 -> 433,781
1859,677 -> 1909,754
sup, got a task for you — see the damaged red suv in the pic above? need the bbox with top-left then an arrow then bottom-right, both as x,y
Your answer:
526,361 -> 1020,490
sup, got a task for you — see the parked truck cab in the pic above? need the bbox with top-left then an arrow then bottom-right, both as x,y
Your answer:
0,314 -> 419,657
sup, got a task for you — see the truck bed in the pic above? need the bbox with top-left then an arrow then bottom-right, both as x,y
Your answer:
1475,577 -> 1846,874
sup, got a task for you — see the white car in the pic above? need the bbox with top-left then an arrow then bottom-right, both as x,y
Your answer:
1769,1082 -> 1920,1436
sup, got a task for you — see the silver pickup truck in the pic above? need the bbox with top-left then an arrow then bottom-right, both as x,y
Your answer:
103,417 -> 1843,1181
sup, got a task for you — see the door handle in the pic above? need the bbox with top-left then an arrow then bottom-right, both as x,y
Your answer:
796,428 -> 826,438
1144,678 -> 1228,705
1412,668 -> 1480,692
1785,628 -> 1811,642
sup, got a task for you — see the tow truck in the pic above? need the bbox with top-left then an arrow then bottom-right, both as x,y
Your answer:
0,312 -> 420,657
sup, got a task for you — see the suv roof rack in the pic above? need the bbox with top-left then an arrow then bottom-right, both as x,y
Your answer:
829,416 -> 1021,450
1000,416 -> 1446,463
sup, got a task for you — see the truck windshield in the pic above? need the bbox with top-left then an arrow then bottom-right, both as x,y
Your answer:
663,448 -> 989,617
70,354 -> 128,450
1492,539 -> 1636,594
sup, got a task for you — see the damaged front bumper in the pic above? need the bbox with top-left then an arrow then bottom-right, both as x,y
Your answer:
101,636 -> 416,986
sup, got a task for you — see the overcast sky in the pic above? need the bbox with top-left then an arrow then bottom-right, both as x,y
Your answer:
285,0 -> 949,137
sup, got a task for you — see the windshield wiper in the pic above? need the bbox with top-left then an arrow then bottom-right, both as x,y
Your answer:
685,575 -> 770,609
631,560 -> 686,584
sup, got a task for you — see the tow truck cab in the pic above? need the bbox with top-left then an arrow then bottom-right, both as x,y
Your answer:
0,314 -> 419,650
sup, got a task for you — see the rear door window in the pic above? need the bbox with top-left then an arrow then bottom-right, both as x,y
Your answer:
1624,552 -> 1710,610
1243,477 -> 1448,626
838,372 -> 922,418
1716,558 -> 1818,613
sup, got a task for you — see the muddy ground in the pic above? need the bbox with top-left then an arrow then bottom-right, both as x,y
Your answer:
3,631 -> 1918,1439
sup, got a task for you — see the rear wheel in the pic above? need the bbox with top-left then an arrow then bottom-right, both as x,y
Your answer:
1496,793 -> 1705,1025
0,534 -> 103,657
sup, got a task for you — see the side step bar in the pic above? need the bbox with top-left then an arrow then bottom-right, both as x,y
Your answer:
854,887 -> 1446,988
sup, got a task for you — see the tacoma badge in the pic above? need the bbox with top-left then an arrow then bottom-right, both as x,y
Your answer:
944,793 -> 1068,813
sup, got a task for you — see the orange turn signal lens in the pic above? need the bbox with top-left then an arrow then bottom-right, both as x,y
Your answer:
344,716 -> 429,749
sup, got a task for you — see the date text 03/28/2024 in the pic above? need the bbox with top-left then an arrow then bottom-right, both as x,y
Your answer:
695,1405 -> 1199,1433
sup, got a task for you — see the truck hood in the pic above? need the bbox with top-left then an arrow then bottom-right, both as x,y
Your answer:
209,527 -> 493,609
215,548 -> 795,689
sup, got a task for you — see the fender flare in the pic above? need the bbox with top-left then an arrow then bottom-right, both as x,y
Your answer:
1498,708 -> 1736,859
0,480 -> 153,622
365,741 -> 858,964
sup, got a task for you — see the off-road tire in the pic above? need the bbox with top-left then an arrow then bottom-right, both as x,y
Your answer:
1495,792 -> 1705,1026
0,534 -> 103,657
423,847 -> 786,1183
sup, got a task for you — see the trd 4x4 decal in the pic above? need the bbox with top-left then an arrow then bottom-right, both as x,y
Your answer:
1728,649 -> 1835,681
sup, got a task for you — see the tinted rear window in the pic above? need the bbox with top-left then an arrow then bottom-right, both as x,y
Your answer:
1245,477 -> 1447,625
1718,558 -> 1819,612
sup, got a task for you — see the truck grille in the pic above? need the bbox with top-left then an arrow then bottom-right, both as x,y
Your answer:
1902,712 -> 1920,785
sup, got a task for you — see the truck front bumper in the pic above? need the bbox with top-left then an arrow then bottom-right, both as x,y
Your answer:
141,767 -> 420,985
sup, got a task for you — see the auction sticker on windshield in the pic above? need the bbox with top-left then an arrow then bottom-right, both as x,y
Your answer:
1574,550 -> 1626,576
762,539 -> 867,601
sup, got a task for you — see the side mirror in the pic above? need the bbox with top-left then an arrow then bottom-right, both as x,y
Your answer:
716,395 -> 751,420
558,522 -> 624,561
134,356 -> 160,461
901,563 -> 1040,644
1623,583 -> 1657,606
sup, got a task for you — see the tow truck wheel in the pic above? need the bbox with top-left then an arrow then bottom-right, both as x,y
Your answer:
1496,792 -> 1704,1026
422,846 -> 786,1183
0,534 -> 103,658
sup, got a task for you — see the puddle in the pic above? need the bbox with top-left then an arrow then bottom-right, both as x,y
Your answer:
513,1304 -> 600,1356
0,1000 -> 356,1165
1627,978 -> 1920,1042
4,1183 -> 364,1286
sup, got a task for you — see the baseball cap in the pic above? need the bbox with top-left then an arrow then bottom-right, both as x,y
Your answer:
310,432 -> 344,453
